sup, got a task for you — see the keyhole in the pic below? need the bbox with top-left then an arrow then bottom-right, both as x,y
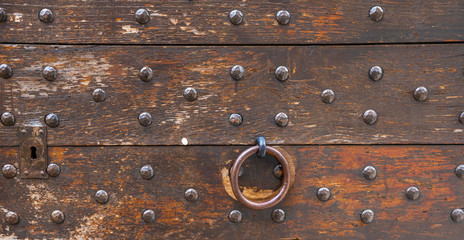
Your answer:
30,146 -> 37,159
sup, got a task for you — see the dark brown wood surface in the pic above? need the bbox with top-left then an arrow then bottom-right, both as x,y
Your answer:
1,145 -> 463,239
1,44 -> 464,146
0,0 -> 463,44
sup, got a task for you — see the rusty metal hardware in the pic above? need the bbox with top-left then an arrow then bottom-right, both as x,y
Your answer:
230,145 -> 292,210
271,209 -> 285,223
184,188 -> 199,202
275,66 -> 289,81
228,10 -> 243,25
0,63 -> 13,79
140,165 -> 154,180
230,65 -> 245,80
139,66 -> 153,82
46,163 -> 60,177
414,86 -> 428,101
369,6 -> 384,22
2,164 -> 16,178
138,112 -> 152,126
51,210 -> 65,224
228,210 -> 242,223
256,136 -> 266,158
1,112 -> 15,126
275,112 -> 289,127
19,123 -> 48,179
369,66 -> 383,81
39,8 -> 54,23
363,165 -> 377,180
0,8 -> 6,22
183,87 -> 198,101
321,89 -> 335,104
405,186 -> 420,200
135,9 -> 150,24
142,210 -> 156,223
92,88 -> 106,102
451,209 -> 464,222
363,110 -> 377,125
317,187 -> 331,201
5,211 -> 19,225
95,190 -> 109,204
361,209 -> 375,223
229,113 -> 243,126
276,10 -> 290,25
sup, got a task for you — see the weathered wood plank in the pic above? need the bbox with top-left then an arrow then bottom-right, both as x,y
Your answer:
1,44 -> 464,146
0,0 -> 463,44
1,145 -> 463,239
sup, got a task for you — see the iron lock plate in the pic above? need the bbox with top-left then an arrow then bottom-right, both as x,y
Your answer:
19,124 -> 48,179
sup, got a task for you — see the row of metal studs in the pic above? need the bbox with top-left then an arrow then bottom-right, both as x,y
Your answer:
0,6 -> 385,25
0,64 -> 452,128
2,163 -> 464,224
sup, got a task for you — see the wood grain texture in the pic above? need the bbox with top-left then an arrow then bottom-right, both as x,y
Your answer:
1,44 -> 464,146
0,0 -> 463,44
1,145 -> 464,239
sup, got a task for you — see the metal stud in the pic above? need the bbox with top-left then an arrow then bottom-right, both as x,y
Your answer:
405,186 -> 419,200
276,10 -> 291,25
184,188 -> 199,202
228,210 -> 242,223
5,211 -> 19,225
363,165 -> 377,180
369,6 -> 384,22
451,209 -> 464,222
273,165 -> 283,179
39,8 -> 54,23
1,112 -> 15,126
44,113 -> 59,128
0,8 -> 7,22
275,112 -> 289,127
95,190 -> 109,204
135,9 -> 150,24
275,66 -> 289,81
455,165 -> 464,178
272,209 -> 285,223
360,209 -> 374,223
47,163 -> 61,177
140,165 -> 154,180
321,89 -> 335,104
460,112 -> 464,125
142,210 -> 156,223
274,112 -> 288,127
139,66 -> 153,82
413,87 -> 428,101
369,66 -> 383,81
50,210 -> 65,224
138,112 -> 152,126
92,89 -> 106,102
228,10 -> 243,25
183,87 -> 198,101
229,113 -> 243,126
317,187 -> 331,202
2,164 -> 16,178
42,66 -> 57,81
0,64 -> 13,79
230,65 -> 245,81
363,109 -> 377,125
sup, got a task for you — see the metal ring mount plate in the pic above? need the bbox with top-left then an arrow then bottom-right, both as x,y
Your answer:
230,145 -> 291,210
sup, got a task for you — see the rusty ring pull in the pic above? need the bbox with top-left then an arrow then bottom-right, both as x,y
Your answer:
230,145 -> 291,210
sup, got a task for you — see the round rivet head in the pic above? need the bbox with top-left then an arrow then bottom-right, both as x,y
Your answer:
2,164 -> 16,178
369,6 -> 384,22
363,165 -> 377,180
183,87 -> 198,101
361,209 -> 374,223
140,165 -> 154,180
1,112 -> 15,126
139,66 -> 153,82
184,188 -> 199,202
363,109 -> 377,125
272,209 -> 285,223
275,66 -> 289,81
229,113 -> 243,126
459,112 -> 464,125
138,112 -> 152,126
369,66 -> 383,81
414,86 -> 428,101
273,165 -> 283,179
0,64 -> 13,79
42,66 -> 57,81
39,8 -> 54,23
50,210 -> 65,224
95,190 -> 109,204
44,113 -> 59,128
142,210 -> 156,223
92,89 -> 106,102
229,10 -> 243,25
321,89 -> 335,104
135,9 -> 150,24
451,209 -> 464,222
317,187 -> 331,202
276,10 -> 290,25
47,163 -> 60,177
0,8 -> 7,22
5,211 -> 19,225
228,210 -> 242,223
405,186 -> 420,200
230,65 -> 245,81
275,112 -> 289,127
455,165 -> 464,178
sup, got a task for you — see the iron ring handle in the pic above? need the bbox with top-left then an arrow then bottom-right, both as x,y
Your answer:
230,145 -> 291,210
